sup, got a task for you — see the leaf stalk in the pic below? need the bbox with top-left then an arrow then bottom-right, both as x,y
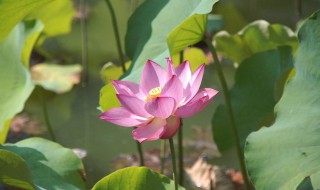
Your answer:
204,38 -> 251,190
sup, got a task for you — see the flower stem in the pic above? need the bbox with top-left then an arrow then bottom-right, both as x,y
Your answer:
160,140 -> 166,173
169,138 -> 178,190
80,0 -> 88,86
40,91 -> 56,142
104,0 -> 145,166
178,119 -> 184,185
204,39 -> 251,190
136,141 -> 144,166
104,0 -> 126,73
178,51 -> 184,186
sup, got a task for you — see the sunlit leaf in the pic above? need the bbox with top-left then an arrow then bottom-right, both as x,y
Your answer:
92,166 -> 184,190
0,120 -> 10,145
1,137 -> 85,190
0,0 -> 52,40
21,20 -> 44,67
244,10 -> 320,189
25,0 -> 76,44
100,62 -> 131,83
310,172 -> 320,189
31,63 -> 82,94
125,0 -> 219,82
212,46 -> 293,151
214,20 -> 298,63
0,149 -> 35,190
0,21 -> 42,143
99,84 -> 120,112
167,14 -> 207,55
171,47 -> 209,72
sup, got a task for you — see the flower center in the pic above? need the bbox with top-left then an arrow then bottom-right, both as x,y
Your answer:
146,86 -> 162,101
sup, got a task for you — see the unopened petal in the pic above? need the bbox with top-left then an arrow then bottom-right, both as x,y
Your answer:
175,88 -> 218,118
166,57 -> 175,79
185,64 -> 205,102
117,94 -> 151,117
175,61 -> 192,88
160,116 -> 181,139
132,118 -> 166,143
145,97 -> 176,119
140,60 -> 167,96
161,75 -> 184,105
99,107 -> 148,126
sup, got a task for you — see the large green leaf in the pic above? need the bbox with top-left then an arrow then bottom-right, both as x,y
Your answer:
125,0 -> 218,81
167,14 -> 208,55
212,47 -> 293,151
0,149 -> 35,190
100,0 -> 218,110
0,0 -> 52,40
21,20 -> 44,67
214,20 -> 298,63
244,10 -> 320,189
1,137 -> 85,189
92,167 -> 184,190
25,0 -> 75,44
0,21 -> 42,143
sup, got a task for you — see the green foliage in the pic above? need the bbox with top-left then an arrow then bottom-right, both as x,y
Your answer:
214,20 -> 298,63
31,63 -> 82,94
212,47 -> 293,151
0,149 -> 35,190
93,167 -> 184,190
25,0 -> 75,44
99,82 -> 121,111
125,0 -> 218,82
0,0 -> 52,41
0,22 -> 40,143
21,20 -> 44,67
167,14 -> 208,55
100,62 -> 131,84
100,0 -> 218,111
0,0 -> 76,142
171,47 -> 209,72
1,137 -> 85,189
244,10 -> 320,189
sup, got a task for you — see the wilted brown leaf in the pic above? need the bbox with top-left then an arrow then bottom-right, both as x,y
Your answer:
31,63 -> 82,94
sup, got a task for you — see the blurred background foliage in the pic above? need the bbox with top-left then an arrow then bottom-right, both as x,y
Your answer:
4,0 -> 320,188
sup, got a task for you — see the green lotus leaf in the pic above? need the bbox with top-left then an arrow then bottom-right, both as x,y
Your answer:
214,20 -> 298,63
0,21 -> 42,143
212,46 -> 293,151
1,137 -> 85,189
244,10 -> 320,189
0,149 -> 35,190
0,0 -> 52,40
93,167 -> 184,190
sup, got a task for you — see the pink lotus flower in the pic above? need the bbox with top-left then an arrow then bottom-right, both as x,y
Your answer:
99,58 -> 218,143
